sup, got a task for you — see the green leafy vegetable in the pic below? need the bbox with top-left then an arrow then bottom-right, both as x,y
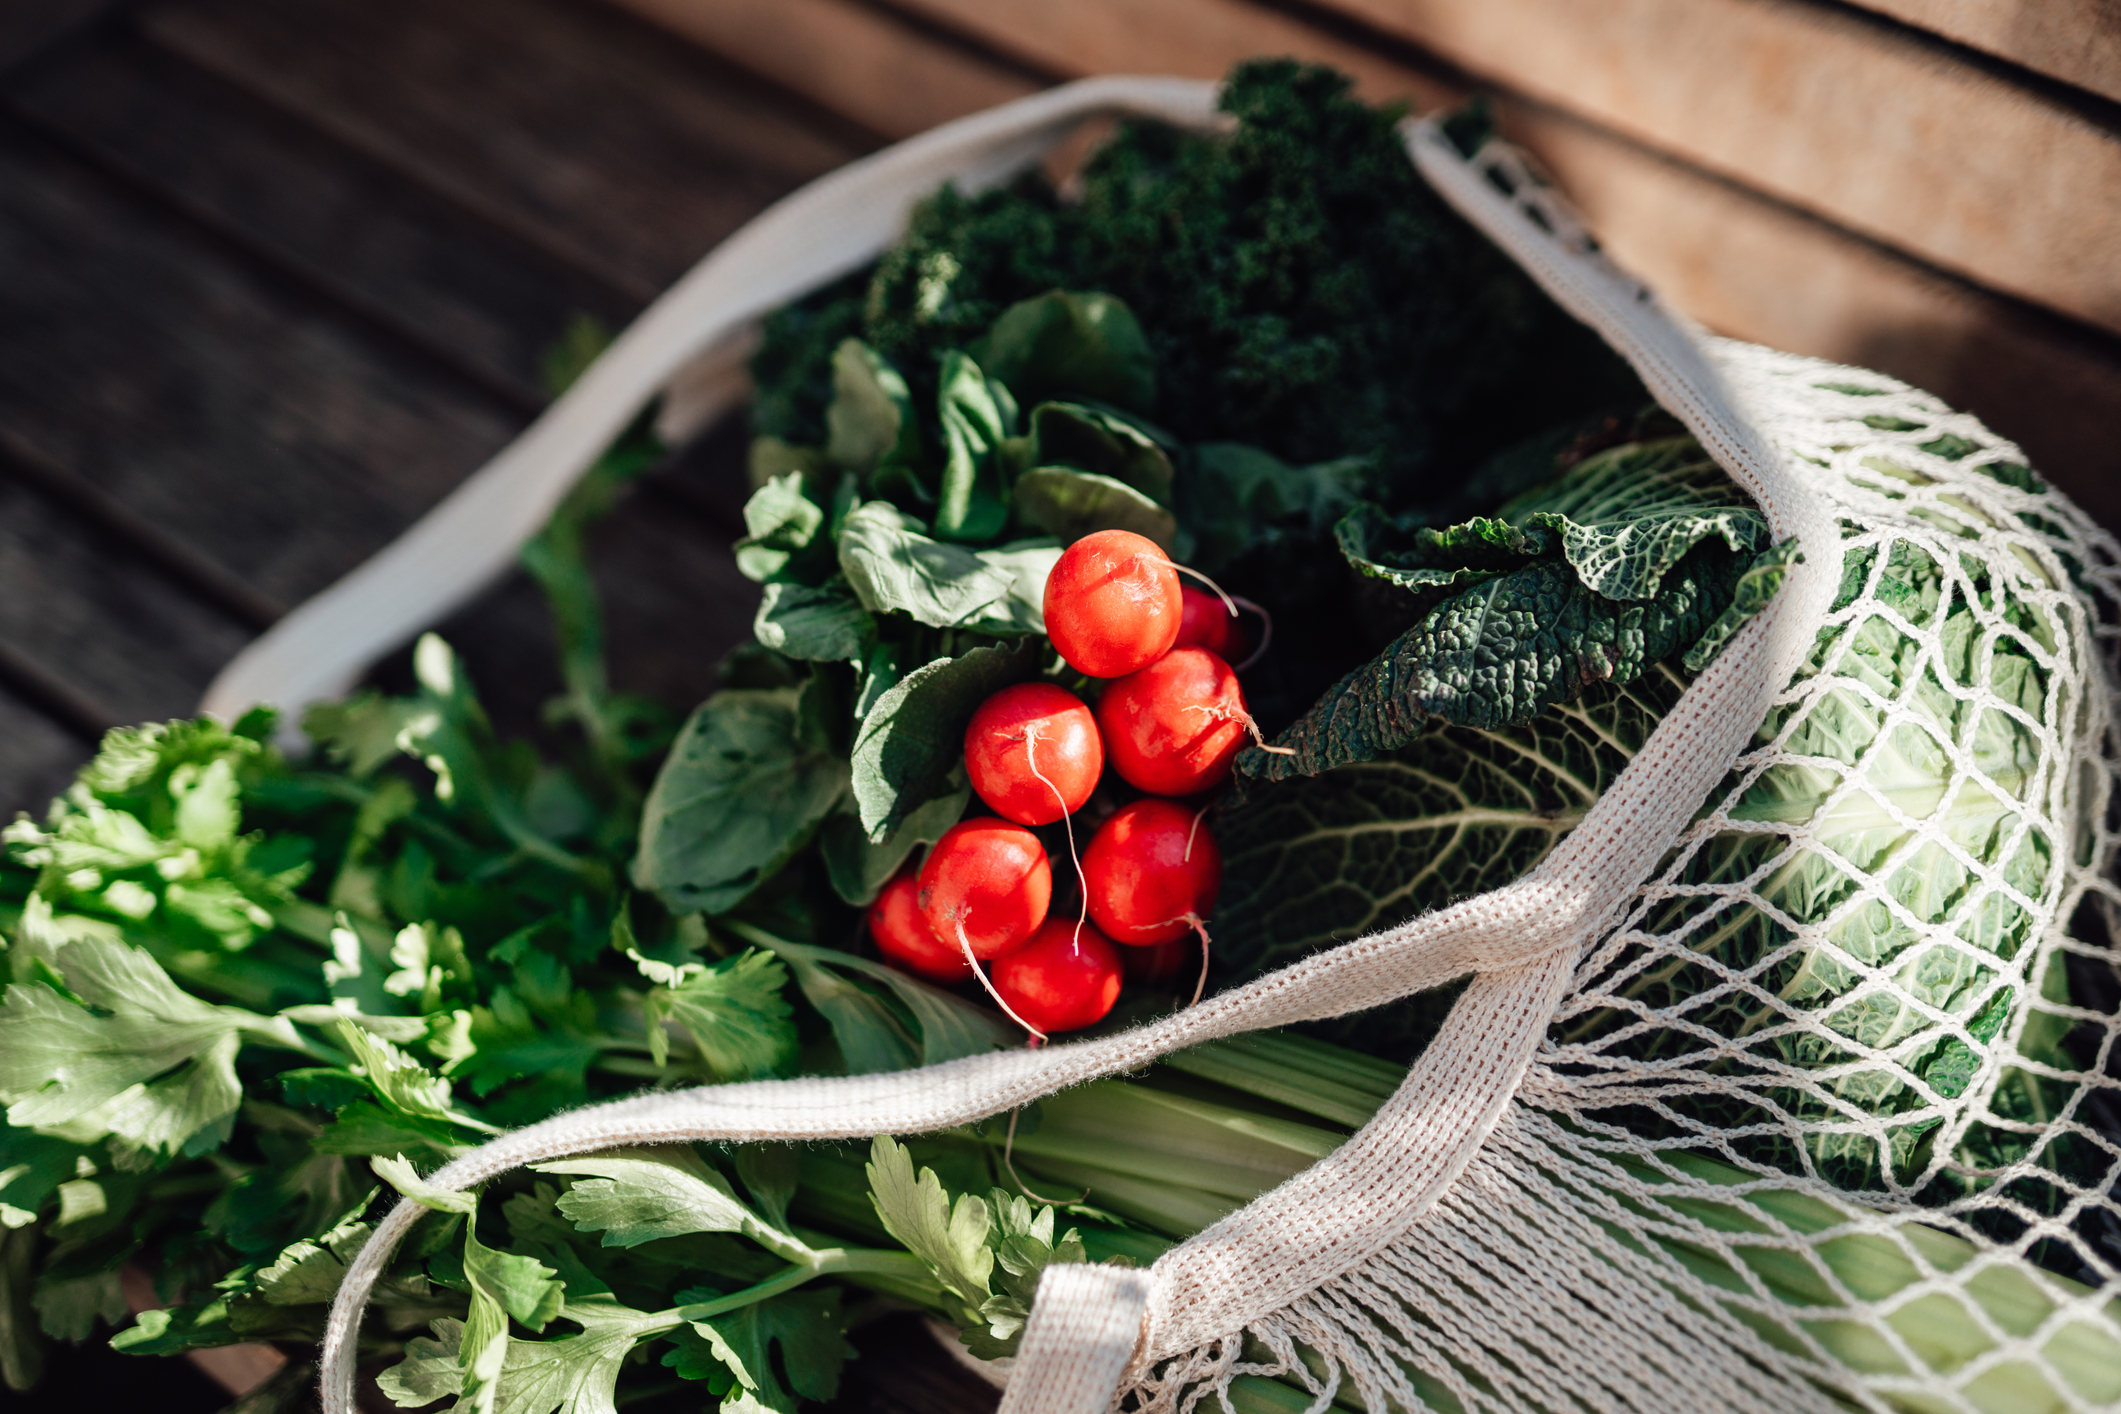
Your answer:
848,639 -> 1039,840
1026,401 -> 1175,505
864,1136 -> 1096,1358
835,502 -> 1017,628
817,778 -> 968,907
764,62 -> 1641,508
1012,468 -> 1177,549
972,290 -> 1157,414
1246,436 -> 1780,776
687,1287 -> 856,1413
743,930 -> 1011,1071
824,338 -> 920,476
638,949 -> 798,1080
631,681 -> 849,914
540,1148 -> 797,1253
932,351 -> 1016,543
0,933 -> 307,1158
752,581 -> 875,663
735,472 -> 836,585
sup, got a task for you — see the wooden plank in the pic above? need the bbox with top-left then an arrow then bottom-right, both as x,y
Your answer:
9,33 -> 636,412
1502,102 -> 2121,534
1288,0 -> 2121,338
0,687 -> 92,820
141,0 -> 872,301
0,0 -> 123,72
607,0 -> 1042,142
1851,0 -> 2121,106
0,121 -> 519,610
0,461 -> 252,730
878,0 -> 1453,110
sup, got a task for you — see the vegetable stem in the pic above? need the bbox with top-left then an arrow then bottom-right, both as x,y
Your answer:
670,1249 -> 930,1323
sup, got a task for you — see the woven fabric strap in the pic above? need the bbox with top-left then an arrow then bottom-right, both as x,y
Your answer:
289,81 -> 1845,1414
995,1266 -> 1153,1414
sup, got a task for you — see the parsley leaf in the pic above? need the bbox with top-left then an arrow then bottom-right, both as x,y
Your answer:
638,951 -> 797,1080
0,936 -> 303,1157
538,1149 -> 803,1257
863,1137 -> 993,1312
691,1287 -> 855,1412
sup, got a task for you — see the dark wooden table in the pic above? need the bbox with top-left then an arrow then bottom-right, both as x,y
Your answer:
0,0 -> 999,1407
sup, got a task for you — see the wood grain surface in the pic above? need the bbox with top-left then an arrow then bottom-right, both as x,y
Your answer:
144,0 -> 868,300
11,33 -> 635,412
1852,0 -> 2121,102
1502,100 -> 2121,533
612,0 -> 1043,141
1312,0 -> 2121,334
0,127 -> 529,602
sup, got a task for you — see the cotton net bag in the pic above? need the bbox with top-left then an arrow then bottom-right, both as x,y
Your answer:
227,78 -> 2121,1414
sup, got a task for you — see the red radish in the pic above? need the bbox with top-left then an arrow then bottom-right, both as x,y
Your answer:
916,818 -> 1051,961
963,683 -> 1102,826
1085,798 -> 1223,1007
1174,584 -> 1238,657
1097,647 -> 1259,796
1041,529 -> 1181,678
1083,799 -> 1221,947
867,868 -> 972,983
991,919 -> 1123,1034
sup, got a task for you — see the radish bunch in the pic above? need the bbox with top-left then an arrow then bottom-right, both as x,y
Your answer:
866,530 -> 1269,1040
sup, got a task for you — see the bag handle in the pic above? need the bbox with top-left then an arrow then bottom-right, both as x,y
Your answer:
199,75 -> 1222,726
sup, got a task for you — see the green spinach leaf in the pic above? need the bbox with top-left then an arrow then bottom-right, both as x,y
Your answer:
633,681 -> 848,915
849,640 -> 1038,840
752,580 -> 874,663
1027,402 -> 1174,505
1012,469 -> 1176,550
931,352 -> 1015,543
835,503 -> 1015,628
972,291 -> 1156,414
824,339 -> 919,476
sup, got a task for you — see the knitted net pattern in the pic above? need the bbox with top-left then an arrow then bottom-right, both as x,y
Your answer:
1115,150 -> 2121,1414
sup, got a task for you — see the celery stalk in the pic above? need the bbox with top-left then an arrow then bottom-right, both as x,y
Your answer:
917,1030 -> 2121,1414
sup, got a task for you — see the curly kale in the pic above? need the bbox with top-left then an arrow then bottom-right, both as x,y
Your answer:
751,60 -> 1641,513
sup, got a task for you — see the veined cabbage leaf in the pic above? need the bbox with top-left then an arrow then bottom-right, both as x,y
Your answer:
1219,432 -> 2067,1191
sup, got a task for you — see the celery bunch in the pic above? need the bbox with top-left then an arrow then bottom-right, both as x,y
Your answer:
846,1031 -> 2121,1414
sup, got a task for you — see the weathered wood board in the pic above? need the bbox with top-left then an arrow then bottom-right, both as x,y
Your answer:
142,0 -> 870,300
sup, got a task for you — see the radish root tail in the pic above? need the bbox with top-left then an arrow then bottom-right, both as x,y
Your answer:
1169,561 -> 1238,617
1165,561 -> 1274,671
1184,702 -> 1296,757
1144,912 -> 1214,1007
1230,595 -> 1273,672
1003,1107 -> 1089,1206
954,916 -> 1047,1045
1021,724 -> 1088,949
